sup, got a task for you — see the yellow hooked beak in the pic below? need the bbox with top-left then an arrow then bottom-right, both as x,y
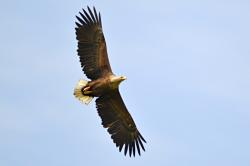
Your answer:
120,76 -> 127,81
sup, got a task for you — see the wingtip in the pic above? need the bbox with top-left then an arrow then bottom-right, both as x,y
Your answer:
87,5 -> 91,11
98,12 -> 102,27
138,132 -> 147,143
124,143 -> 128,156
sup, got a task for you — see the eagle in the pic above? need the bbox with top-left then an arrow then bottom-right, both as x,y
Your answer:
73,7 -> 146,157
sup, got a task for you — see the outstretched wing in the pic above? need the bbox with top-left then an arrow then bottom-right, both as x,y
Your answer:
75,7 -> 113,80
96,90 -> 146,157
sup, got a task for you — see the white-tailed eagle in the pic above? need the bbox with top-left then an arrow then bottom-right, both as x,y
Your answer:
74,6 -> 146,157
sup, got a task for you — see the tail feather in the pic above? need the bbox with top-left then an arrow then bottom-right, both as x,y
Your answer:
74,79 -> 93,105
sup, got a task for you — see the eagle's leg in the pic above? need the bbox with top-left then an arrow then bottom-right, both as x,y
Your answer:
82,86 -> 93,95
83,86 -> 90,91
83,90 -> 92,95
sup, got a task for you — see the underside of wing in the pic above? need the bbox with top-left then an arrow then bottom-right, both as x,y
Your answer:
75,7 -> 113,80
96,90 -> 146,157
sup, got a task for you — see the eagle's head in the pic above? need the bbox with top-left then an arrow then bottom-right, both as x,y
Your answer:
110,75 -> 127,89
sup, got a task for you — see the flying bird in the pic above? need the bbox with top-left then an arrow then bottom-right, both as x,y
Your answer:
73,6 -> 146,157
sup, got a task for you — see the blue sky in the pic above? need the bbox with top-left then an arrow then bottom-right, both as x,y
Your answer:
1,0 -> 250,165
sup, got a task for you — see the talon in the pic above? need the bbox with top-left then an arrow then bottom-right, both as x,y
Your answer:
83,86 -> 90,91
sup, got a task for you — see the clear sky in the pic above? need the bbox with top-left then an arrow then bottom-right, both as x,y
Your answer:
1,0 -> 250,166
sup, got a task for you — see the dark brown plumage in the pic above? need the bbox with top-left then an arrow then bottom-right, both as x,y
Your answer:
75,7 -> 112,80
74,6 -> 146,157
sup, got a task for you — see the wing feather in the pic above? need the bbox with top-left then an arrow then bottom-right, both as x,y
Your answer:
93,7 -> 99,24
87,6 -> 97,22
75,7 -> 112,80
96,90 -> 146,157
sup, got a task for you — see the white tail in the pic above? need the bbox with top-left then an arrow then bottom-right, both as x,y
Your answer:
74,79 -> 93,105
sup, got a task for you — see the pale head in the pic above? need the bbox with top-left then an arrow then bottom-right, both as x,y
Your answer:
110,75 -> 127,82
109,75 -> 127,89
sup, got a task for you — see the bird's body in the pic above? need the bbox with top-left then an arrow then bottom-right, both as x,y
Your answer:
73,6 -> 146,157
83,75 -> 127,97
